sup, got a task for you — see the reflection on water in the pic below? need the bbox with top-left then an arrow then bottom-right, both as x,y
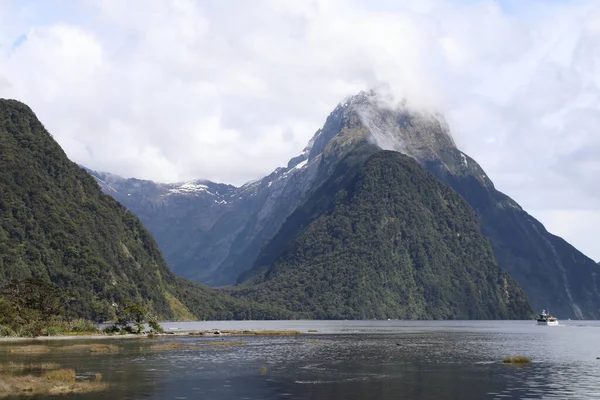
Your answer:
1,320 -> 599,399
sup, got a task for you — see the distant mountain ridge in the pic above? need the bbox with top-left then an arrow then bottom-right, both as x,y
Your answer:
91,90 -> 600,319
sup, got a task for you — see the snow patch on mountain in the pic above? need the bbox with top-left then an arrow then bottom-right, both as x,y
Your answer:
293,159 -> 308,170
270,158 -> 311,186
180,182 -> 209,191
168,181 -> 215,195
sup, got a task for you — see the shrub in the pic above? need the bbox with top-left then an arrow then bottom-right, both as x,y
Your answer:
43,325 -> 63,336
68,319 -> 98,333
17,321 -> 46,337
0,325 -> 16,337
103,325 -> 120,334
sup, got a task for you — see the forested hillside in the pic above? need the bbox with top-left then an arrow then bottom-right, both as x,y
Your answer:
235,149 -> 533,320
0,99 -> 293,322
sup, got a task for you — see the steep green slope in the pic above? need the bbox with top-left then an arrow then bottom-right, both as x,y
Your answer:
0,99 -> 293,322
235,149 -> 533,319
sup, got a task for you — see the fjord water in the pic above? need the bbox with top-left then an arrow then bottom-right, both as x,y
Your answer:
2,320 -> 600,399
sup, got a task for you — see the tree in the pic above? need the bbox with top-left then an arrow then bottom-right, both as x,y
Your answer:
0,298 -> 18,328
113,300 -> 167,334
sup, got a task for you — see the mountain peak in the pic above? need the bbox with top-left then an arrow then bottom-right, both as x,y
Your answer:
347,91 -> 457,161
292,90 -> 460,179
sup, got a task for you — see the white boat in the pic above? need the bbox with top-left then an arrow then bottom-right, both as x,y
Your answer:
536,310 -> 558,326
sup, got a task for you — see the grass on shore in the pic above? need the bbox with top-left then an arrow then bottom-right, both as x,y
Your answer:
0,368 -> 106,397
4,344 -> 120,355
8,345 -> 51,354
44,368 -> 76,382
503,355 -> 532,364
55,344 -> 119,354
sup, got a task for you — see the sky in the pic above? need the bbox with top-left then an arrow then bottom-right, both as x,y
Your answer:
0,0 -> 599,261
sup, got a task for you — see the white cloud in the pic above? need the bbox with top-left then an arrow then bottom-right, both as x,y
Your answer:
0,0 -> 599,260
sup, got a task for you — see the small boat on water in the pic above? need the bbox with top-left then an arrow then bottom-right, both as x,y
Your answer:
536,310 -> 558,326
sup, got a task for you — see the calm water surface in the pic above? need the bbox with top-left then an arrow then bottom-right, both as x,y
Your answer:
2,320 -> 600,399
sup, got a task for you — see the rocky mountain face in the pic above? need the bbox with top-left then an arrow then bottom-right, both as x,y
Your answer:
91,90 -> 600,319
233,149 -> 533,319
